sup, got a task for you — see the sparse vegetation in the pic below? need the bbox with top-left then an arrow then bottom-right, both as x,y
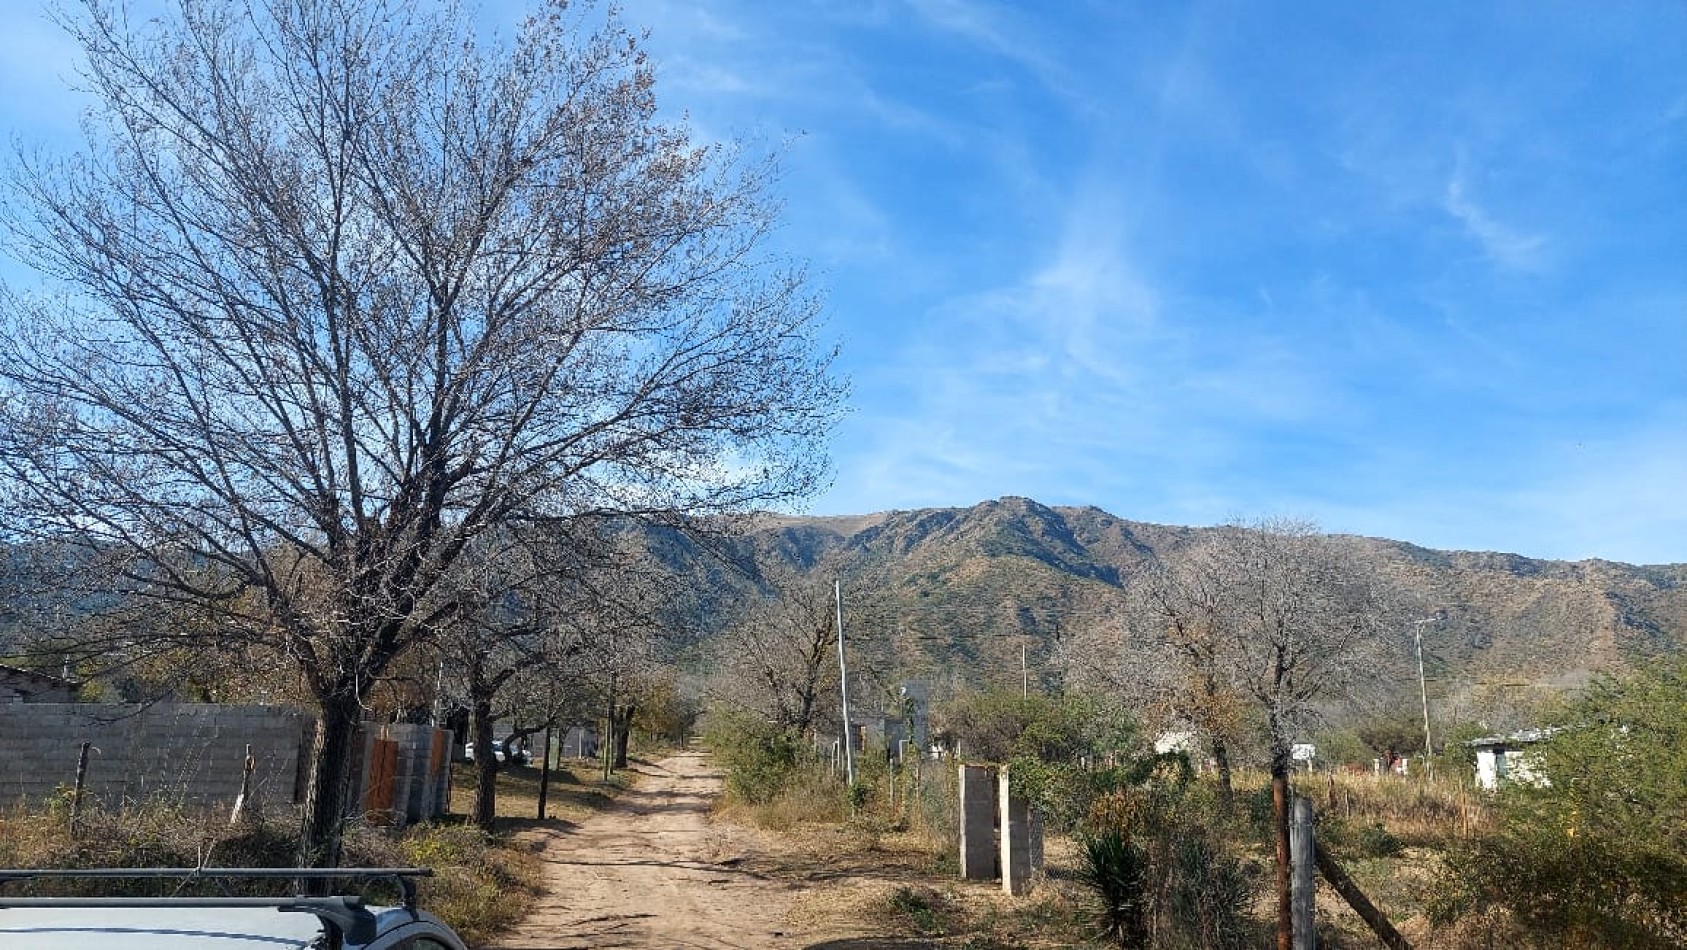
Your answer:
705,709 -> 816,807
1429,661 -> 1687,948
882,884 -> 965,937
0,801 -> 539,945
1076,759 -> 1258,949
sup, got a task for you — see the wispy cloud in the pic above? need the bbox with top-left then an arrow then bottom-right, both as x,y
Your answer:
826,173 -> 1339,519
1512,413 -> 1687,563
902,0 -> 1085,106
1443,169 -> 1550,272
1311,410 -> 1687,564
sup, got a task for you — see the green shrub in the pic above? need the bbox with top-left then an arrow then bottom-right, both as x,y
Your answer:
1160,827 -> 1255,950
1354,821 -> 1404,858
1002,755 -> 1090,831
704,710 -> 807,805
1320,818 -> 1404,859
1306,727 -> 1373,768
940,689 -> 1134,765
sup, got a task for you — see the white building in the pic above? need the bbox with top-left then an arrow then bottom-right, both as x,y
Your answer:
1152,730 -> 1199,756
1469,728 -> 1551,789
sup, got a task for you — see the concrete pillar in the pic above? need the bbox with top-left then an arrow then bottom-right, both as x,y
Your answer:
999,769 -> 1032,895
958,764 -> 996,881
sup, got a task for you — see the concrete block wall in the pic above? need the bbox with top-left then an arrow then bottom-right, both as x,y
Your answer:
386,723 -> 451,825
344,724 -> 452,827
561,724 -> 598,759
958,764 -> 997,881
0,703 -> 313,811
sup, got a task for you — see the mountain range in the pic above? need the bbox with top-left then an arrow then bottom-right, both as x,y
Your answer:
652,496 -> 1686,718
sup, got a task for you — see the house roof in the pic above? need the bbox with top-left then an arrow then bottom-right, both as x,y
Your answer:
0,662 -> 81,691
1467,727 -> 1552,748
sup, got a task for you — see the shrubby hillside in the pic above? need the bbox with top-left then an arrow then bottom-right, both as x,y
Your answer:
645,496 -> 1686,716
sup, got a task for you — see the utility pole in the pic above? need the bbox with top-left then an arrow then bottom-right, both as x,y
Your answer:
835,579 -> 856,787
1413,617 -> 1436,773
1021,642 -> 1028,698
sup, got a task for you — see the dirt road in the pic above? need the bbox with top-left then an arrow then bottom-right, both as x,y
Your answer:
492,751 -> 819,950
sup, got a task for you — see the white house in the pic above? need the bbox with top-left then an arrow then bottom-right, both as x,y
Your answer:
1153,730 -> 1199,756
1469,728 -> 1551,789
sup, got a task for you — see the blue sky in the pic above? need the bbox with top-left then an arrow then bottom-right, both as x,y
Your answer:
3,2 -> 1683,563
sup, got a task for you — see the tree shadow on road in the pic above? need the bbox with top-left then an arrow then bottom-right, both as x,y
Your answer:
803,940 -> 943,949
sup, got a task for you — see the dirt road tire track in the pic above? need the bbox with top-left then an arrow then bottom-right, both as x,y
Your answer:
491,751 -> 811,949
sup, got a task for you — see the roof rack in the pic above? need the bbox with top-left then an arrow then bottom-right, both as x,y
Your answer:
0,867 -> 433,947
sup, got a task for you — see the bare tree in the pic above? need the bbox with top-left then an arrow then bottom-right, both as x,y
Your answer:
1115,552 -> 1251,809
1209,519 -> 1395,950
1070,519 -> 1395,949
706,567 -> 843,740
431,526 -> 627,829
0,0 -> 841,865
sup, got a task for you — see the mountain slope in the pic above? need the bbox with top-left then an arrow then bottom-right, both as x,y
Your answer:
680,498 -> 1685,698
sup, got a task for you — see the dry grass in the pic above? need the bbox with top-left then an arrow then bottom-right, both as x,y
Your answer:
1304,769 -> 1491,844
1224,766 -> 1488,843
766,824 -> 1109,949
712,763 -> 849,831
709,760 -> 1110,948
0,758 -> 641,947
706,749 -> 1513,947
446,756 -> 632,827
344,819 -> 543,947
1219,767 -> 1498,948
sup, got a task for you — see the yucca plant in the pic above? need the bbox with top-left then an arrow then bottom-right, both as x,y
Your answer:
1078,827 -> 1150,947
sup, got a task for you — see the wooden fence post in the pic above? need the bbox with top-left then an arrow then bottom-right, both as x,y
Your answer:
70,740 -> 91,835
230,743 -> 256,825
1291,795 -> 1316,949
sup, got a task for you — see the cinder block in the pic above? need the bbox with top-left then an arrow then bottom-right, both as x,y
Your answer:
958,765 -> 996,881
999,769 -> 1033,896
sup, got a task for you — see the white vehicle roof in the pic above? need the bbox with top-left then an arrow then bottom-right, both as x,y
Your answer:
0,868 -> 463,950
0,905 -> 325,949
0,904 -> 461,949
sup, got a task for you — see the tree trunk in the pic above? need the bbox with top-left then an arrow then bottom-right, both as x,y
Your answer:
1272,757 -> 1293,950
614,704 -> 636,769
1212,736 -> 1234,812
472,696 -> 500,830
298,691 -> 362,870
602,672 -> 617,780
796,686 -> 816,738
537,721 -> 554,820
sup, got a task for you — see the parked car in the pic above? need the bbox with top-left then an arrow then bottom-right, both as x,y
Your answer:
464,741 -> 533,765
0,867 -> 466,950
